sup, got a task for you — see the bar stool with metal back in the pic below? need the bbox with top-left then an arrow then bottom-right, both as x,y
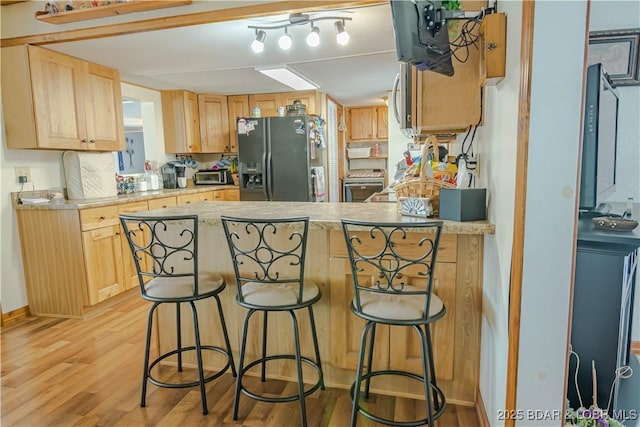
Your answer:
340,219 -> 446,426
119,214 -> 236,415
220,216 -> 325,427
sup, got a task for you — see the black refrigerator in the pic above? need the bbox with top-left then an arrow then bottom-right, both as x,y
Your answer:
237,116 -> 325,202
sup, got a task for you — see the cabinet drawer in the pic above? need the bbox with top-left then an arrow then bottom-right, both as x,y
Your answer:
80,205 -> 119,231
225,189 -> 240,201
118,201 -> 148,215
148,197 -> 177,210
176,192 -> 214,206
329,230 -> 457,263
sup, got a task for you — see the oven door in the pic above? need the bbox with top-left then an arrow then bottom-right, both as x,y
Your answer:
343,180 -> 385,202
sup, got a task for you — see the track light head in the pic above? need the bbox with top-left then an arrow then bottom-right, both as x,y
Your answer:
306,26 -> 320,47
251,29 -> 266,53
278,28 -> 292,50
334,20 -> 350,45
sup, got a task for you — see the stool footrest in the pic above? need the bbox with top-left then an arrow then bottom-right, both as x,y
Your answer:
147,345 -> 233,389
351,370 -> 446,427
239,354 -> 323,403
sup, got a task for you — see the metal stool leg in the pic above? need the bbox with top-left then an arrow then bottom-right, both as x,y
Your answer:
214,294 -> 237,377
141,302 -> 159,408
261,311 -> 268,382
307,306 -> 325,390
176,302 -> 182,372
188,301 -> 208,415
233,309 -> 255,420
351,320 -> 374,427
364,322 -> 377,399
288,310 -> 307,427
424,323 -> 440,410
415,325 -> 435,426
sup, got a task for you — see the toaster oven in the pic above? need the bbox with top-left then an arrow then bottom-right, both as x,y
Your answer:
193,170 -> 229,185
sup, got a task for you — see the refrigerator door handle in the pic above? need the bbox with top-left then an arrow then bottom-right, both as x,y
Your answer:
266,151 -> 273,200
263,151 -> 270,200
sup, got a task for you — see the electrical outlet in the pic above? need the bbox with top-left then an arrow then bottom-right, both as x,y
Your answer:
15,167 -> 31,183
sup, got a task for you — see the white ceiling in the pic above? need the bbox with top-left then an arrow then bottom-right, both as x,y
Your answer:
47,3 -> 400,106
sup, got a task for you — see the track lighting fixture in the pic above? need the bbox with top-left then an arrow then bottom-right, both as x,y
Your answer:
248,13 -> 351,53
334,20 -> 350,46
251,29 -> 266,53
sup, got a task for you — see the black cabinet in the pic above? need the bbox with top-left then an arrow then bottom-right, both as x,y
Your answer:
567,218 -> 639,416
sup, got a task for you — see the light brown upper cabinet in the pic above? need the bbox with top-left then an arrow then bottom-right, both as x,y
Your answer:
162,90 -> 201,154
227,95 -> 250,153
281,91 -> 318,116
248,93 -> 281,117
1,45 -> 125,151
416,21 -> 483,133
198,94 -> 230,153
347,106 -> 388,141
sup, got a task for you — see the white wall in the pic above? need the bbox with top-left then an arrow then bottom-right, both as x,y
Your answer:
0,83 -> 168,314
475,1 -> 522,424
516,2 -> 588,424
387,90 -> 415,182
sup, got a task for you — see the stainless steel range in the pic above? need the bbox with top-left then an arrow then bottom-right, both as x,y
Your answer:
343,169 -> 386,202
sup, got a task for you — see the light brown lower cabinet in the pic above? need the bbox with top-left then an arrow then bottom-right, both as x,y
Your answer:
14,187 -> 263,318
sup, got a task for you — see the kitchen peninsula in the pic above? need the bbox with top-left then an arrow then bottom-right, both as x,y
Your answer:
144,201 -> 494,406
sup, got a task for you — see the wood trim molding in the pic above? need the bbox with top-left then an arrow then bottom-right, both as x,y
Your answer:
504,2 -> 536,426
475,391 -> 491,427
631,341 -> 640,355
1,1 -> 384,47
1,305 -> 30,326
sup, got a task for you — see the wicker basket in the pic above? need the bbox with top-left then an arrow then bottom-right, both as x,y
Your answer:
394,136 -> 455,216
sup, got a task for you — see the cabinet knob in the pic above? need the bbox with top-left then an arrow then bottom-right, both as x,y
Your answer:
99,216 -> 106,220
115,232 -> 120,236
89,139 -> 95,144
82,139 -> 88,143
162,205 -> 167,208
186,201 -> 191,204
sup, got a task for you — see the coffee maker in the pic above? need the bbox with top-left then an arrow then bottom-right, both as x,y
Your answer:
162,161 -> 189,189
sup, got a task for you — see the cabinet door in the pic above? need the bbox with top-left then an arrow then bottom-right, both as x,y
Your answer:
329,257 -> 390,370
347,107 -> 376,141
227,95 -> 249,153
82,224 -> 126,305
281,91 -> 316,115
224,188 -> 240,201
388,262 -> 457,381
376,106 -> 388,140
84,62 -> 125,151
417,22 -> 482,132
162,90 -> 201,153
28,45 -> 87,150
198,94 -> 230,153
118,201 -> 149,290
249,93 -> 281,117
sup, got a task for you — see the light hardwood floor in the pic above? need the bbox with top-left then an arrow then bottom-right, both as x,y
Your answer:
1,290 -> 480,426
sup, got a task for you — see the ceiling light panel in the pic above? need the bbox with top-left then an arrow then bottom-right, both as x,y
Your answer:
256,67 -> 318,90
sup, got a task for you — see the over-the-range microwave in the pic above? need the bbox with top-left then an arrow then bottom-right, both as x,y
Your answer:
193,169 -> 229,185
391,62 -> 417,139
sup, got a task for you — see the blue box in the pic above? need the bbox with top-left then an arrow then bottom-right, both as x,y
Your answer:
439,188 -> 487,222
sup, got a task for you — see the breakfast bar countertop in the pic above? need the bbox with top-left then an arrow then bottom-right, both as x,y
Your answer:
149,200 -> 495,235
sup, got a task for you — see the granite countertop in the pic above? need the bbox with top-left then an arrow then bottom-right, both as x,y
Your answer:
145,201 -> 496,235
12,185 -> 238,210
